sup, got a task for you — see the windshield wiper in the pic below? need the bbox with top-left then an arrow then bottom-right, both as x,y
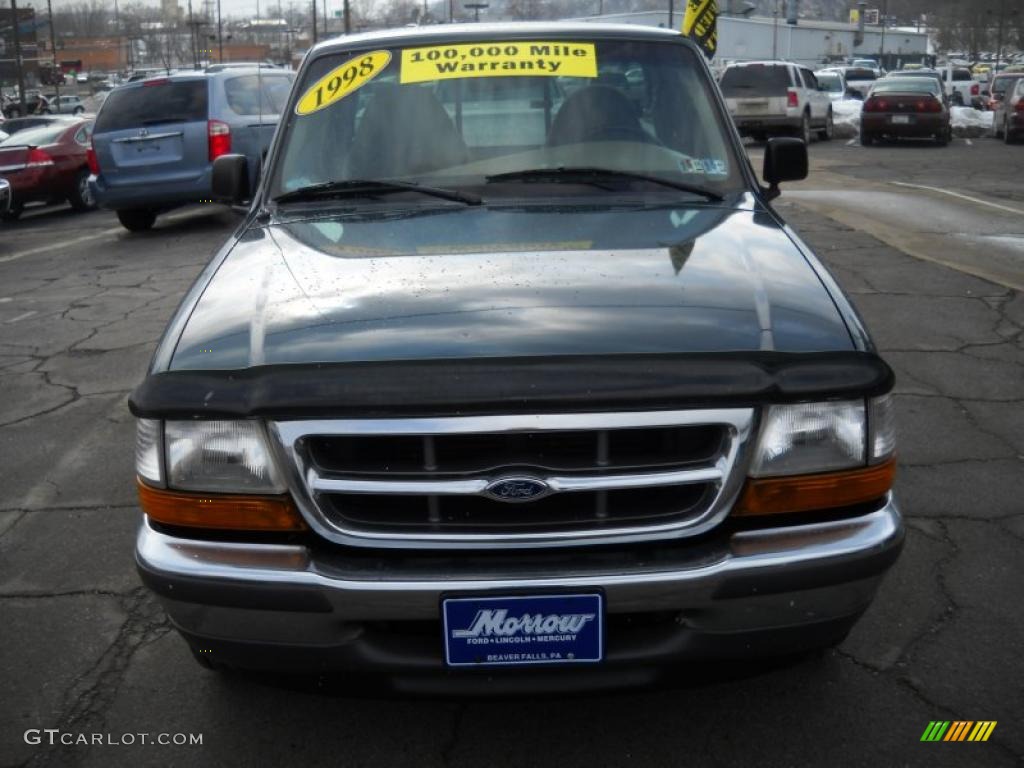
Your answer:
273,179 -> 482,206
485,167 -> 724,201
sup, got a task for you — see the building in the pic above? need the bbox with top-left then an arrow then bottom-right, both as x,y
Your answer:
0,6 -> 40,87
573,11 -> 930,69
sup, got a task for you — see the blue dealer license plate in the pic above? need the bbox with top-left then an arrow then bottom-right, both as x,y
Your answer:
442,593 -> 604,667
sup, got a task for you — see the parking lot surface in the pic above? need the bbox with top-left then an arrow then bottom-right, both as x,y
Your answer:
1,137 -> 1022,767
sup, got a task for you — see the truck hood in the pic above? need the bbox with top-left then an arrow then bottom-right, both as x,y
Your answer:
169,203 -> 853,371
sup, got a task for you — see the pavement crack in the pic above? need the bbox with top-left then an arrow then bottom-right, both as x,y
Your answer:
27,588 -> 170,767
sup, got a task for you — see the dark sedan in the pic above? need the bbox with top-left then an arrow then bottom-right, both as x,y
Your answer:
861,78 -> 952,146
0,119 -> 96,220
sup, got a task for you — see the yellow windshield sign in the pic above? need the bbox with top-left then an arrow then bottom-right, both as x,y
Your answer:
296,50 -> 392,115
400,42 -> 597,84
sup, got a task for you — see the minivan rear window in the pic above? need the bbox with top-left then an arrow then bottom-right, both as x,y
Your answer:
95,80 -> 208,132
720,65 -> 791,96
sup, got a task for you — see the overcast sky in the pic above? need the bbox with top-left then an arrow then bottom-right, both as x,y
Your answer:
46,0 -> 337,20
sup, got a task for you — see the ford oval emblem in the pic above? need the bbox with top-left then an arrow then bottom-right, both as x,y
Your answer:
485,477 -> 550,503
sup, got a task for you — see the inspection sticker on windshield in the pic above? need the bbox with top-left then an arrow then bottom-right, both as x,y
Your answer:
296,50 -> 392,115
400,41 -> 597,84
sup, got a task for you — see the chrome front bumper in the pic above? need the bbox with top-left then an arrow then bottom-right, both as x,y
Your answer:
137,496 -> 904,676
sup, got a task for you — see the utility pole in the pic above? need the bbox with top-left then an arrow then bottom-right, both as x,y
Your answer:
344,0 -> 350,33
113,0 -> 121,72
311,0 -> 317,43
878,0 -> 887,65
10,0 -> 26,114
667,0 -> 673,29
216,0 -> 223,61
994,0 -> 1006,73
772,0 -> 780,59
46,0 -> 59,103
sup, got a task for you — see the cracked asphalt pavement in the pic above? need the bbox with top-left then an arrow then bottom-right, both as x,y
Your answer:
1,138 -> 1022,767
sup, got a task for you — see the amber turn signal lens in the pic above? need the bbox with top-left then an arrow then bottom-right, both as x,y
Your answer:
733,458 -> 896,517
137,479 -> 308,532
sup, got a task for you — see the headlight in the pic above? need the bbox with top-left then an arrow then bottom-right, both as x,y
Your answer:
736,396 -> 897,517
164,420 -> 285,493
750,400 -> 866,477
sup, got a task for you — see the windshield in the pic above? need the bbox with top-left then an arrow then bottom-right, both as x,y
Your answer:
872,79 -> 941,95
816,73 -> 844,92
0,123 -> 68,146
224,74 -> 294,115
95,80 -> 208,132
992,75 -> 1021,98
720,64 -> 790,96
269,39 -> 743,200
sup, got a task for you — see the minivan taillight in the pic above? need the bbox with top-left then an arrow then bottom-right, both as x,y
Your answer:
208,120 -> 231,161
787,89 -> 799,108
87,140 -> 100,175
26,147 -> 54,167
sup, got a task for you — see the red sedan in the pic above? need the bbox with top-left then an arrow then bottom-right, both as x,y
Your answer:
0,118 -> 96,220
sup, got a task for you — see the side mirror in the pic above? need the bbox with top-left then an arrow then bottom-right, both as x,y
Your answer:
212,154 -> 250,205
763,137 -> 808,201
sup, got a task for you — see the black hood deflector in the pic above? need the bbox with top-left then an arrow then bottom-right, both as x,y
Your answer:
129,352 -> 894,419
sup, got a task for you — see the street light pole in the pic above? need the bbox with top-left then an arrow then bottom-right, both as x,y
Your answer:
878,0 -> 887,66
667,0 -> 673,29
216,0 -> 223,61
311,0 -> 317,44
994,0 -> 1006,73
187,0 -> 197,69
46,0 -> 59,103
10,0 -> 26,114
772,0 -> 780,60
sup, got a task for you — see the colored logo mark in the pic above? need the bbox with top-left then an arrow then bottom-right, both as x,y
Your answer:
921,721 -> 997,742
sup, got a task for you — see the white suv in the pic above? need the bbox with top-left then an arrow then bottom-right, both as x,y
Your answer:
720,61 -> 833,143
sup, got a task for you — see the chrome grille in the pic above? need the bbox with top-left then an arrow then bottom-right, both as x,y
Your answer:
271,409 -> 754,550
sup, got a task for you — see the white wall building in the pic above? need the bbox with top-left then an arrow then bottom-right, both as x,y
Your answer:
573,12 -> 930,68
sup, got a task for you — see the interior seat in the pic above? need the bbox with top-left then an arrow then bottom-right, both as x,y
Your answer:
547,85 -> 649,146
347,86 -> 468,178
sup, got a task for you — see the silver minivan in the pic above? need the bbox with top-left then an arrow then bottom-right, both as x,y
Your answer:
89,68 -> 294,231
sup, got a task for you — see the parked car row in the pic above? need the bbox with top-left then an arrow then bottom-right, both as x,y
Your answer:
88,68 -> 295,230
1,91 -> 87,118
715,58 -> 1024,149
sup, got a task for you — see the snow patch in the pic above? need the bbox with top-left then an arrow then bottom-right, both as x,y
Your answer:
950,107 -> 994,137
831,99 -> 862,138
